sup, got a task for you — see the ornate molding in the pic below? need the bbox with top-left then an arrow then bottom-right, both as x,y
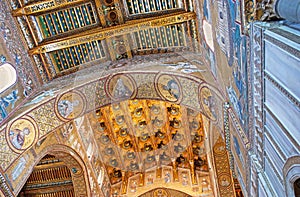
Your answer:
249,22 -> 264,197
265,72 -> 300,110
11,0 -> 88,16
223,102 -> 230,151
256,0 -> 280,21
223,102 -> 235,175
250,23 -> 264,168
283,156 -> 300,178
228,109 -> 250,149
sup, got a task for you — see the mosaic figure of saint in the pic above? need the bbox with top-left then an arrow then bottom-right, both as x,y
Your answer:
147,174 -> 154,185
11,157 -> 26,180
164,172 -> 171,183
58,99 -> 79,118
221,177 -> 230,187
162,79 -> 180,100
9,127 -> 30,149
203,95 -> 217,119
113,78 -> 132,98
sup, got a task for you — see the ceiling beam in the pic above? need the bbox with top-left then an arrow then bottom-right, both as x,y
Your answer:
12,0 -> 89,16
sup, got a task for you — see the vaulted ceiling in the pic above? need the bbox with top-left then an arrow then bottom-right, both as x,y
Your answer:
0,0 -> 253,196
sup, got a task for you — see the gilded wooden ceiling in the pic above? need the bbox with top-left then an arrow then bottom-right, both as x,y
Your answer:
18,155 -> 76,197
10,0 -> 198,82
83,99 -> 211,196
93,100 -> 206,169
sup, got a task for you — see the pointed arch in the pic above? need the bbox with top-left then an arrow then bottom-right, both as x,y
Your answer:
9,144 -> 91,197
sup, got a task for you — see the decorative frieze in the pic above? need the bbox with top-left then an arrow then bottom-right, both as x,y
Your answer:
250,23 -> 264,168
16,16 -> 35,49
265,72 -> 300,110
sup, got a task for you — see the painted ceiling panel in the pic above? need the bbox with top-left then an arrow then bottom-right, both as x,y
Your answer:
36,2 -> 98,39
8,0 -> 198,81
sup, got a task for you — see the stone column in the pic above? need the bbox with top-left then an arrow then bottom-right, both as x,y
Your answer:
275,0 -> 300,22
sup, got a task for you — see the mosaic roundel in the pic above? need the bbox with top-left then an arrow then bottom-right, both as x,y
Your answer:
106,74 -> 136,100
155,74 -> 181,103
153,188 -> 170,197
6,116 -> 38,152
213,142 -> 227,156
218,173 -> 232,188
55,90 -> 86,121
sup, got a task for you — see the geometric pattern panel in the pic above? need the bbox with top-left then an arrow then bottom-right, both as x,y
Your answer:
29,100 -> 63,137
0,130 -> 18,171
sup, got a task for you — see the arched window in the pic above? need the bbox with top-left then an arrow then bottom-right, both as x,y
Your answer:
0,63 -> 17,93
295,178 -> 300,197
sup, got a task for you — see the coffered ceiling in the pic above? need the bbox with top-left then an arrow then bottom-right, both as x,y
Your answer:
76,99 -> 212,196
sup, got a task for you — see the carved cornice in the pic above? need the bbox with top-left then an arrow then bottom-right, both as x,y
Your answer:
264,72 -> 300,110
265,33 -> 300,60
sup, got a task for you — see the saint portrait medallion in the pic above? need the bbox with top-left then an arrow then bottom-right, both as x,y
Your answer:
6,116 -> 38,152
55,90 -> 85,121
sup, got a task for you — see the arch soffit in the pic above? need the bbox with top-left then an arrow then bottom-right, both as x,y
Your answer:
4,69 -> 225,139
129,186 -> 195,196
10,144 -> 91,196
283,156 -> 300,196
